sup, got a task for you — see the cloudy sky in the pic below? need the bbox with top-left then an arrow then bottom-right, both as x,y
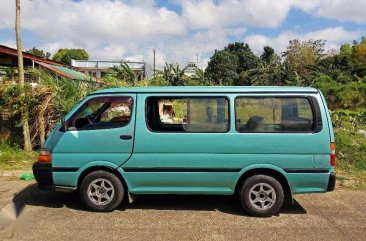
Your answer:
0,0 -> 365,68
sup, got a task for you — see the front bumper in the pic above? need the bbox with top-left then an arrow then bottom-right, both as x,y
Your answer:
327,172 -> 336,192
32,162 -> 53,190
32,162 -> 77,192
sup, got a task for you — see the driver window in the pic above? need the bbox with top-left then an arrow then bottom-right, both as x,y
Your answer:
69,96 -> 133,129
75,103 -> 103,120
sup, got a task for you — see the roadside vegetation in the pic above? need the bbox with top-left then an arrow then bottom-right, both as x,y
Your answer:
1,37 -> 366,188
332,110 -> 366,189
0,142 -> 37,171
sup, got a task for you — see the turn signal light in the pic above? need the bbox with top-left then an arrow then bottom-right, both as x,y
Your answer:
330,142 -> 336,166
38,149 -> 52,163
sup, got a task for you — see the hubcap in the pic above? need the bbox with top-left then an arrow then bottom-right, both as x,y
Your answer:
248,183 -> 276,211
87,178 -> 115,206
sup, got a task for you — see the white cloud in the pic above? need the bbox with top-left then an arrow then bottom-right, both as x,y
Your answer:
0,0 -> 365,69
181,0 -> 292,29
0,39 -> 16,49
245,26 -> 362,54
124,27 -> 246,69
293,0 -> 366,24
0,0 -> 187,44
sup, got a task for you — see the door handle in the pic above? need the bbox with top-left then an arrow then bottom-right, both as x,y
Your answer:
120,135 -> 132,140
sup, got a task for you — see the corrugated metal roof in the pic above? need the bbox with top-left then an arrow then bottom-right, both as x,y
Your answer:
51,65 -> 89,81
0,44 -> 64,66
36,61 -> 89,81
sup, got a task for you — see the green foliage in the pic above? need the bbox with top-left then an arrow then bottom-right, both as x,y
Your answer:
206,50 -> 239,85
102,75 -> 131,88
329,109 -> 366,187
149,75 -> 170,86
26,47 -> 51,59
282,39 -> 326,80
260,46 -> 275,64
331,110 -> 366,131
0,84 -> 38,118
250,54 -> 284,86
52,48 -> 89,65
163,63 -> 187,86
106,63 -> 137,86
0,84 -> 38,145
0,141 -> 37,170
189,68 -> 207,85
340,43 -> 352,57
224,42 -> 260,73
0,69 -> 98,147
206,42 -> 260,85
317,78 -> 366,109
352,37 -> 366,65
37,69 -> 97,115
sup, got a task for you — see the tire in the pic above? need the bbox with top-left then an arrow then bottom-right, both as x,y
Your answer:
80,170 -> 124,212
239,175 -> 284,217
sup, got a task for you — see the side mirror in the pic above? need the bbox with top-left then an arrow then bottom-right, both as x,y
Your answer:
60,117 -> 68,132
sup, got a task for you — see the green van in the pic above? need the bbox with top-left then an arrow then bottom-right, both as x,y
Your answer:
33,86 -> 336,217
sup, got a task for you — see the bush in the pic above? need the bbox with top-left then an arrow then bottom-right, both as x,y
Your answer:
317,78 -> 366,109
336,129 -> 366,171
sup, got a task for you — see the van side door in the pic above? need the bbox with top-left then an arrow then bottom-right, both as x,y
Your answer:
122,93 -> 237,194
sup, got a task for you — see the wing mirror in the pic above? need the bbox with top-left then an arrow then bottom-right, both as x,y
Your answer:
60,117 -> 68,132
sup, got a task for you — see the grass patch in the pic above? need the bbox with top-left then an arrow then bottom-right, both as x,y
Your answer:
335,128 -> 366,189
0,142 -> 37,171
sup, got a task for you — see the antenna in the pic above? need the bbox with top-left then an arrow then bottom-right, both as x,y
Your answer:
153,48 -> 156,77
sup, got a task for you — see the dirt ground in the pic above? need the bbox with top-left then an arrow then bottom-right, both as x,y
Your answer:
0,177 -> 365,241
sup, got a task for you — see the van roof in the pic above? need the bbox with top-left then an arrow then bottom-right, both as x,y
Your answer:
90,86 -> 318,95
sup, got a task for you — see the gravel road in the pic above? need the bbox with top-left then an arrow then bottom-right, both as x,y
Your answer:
0,177 -> 365,241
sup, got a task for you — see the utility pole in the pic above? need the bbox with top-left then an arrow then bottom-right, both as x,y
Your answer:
15,0 -> 32,151
153,48 -> 156,78
196,53 -> 199,67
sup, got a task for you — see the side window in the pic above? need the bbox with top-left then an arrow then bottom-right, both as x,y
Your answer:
69,96 -> 133,130
235,97 -> 314,133
235,98 -> 275,132
146,97 -> 229,133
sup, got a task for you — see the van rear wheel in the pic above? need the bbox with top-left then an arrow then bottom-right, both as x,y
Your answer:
80,171 -> 124,212
239,175 -> 284,217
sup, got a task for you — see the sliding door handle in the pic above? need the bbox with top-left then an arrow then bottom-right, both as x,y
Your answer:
120,135 -> 132,140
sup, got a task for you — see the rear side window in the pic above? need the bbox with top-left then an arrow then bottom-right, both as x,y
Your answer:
235,97 -> 315,133
146,97 -> 229,132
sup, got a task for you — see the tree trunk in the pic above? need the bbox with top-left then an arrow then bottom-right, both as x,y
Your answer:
15,0 -> 32,151
38,94 -> 52,146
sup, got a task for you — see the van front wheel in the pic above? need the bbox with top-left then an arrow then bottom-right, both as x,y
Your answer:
80,171 -> 124,212
239,175 -> 284,217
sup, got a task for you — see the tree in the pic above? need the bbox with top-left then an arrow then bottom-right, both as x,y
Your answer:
261,46 -> 275,64
15,0 -> 32,151
340,43 -> 352,57
352,37 -> 366,65
26,47 -> 51,59
282,39 -> 326,79
107,63 -> 137,86
224,42 -> 260,73
205,50 -> 238,85
163,63 -> 187,86
53,48 -> 89,65
252,53 -> 284,86
191,68 -> 205,83
206,42 -> 261,85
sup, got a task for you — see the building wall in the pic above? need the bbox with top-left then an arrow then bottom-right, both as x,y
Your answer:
71,60 -> 152,80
